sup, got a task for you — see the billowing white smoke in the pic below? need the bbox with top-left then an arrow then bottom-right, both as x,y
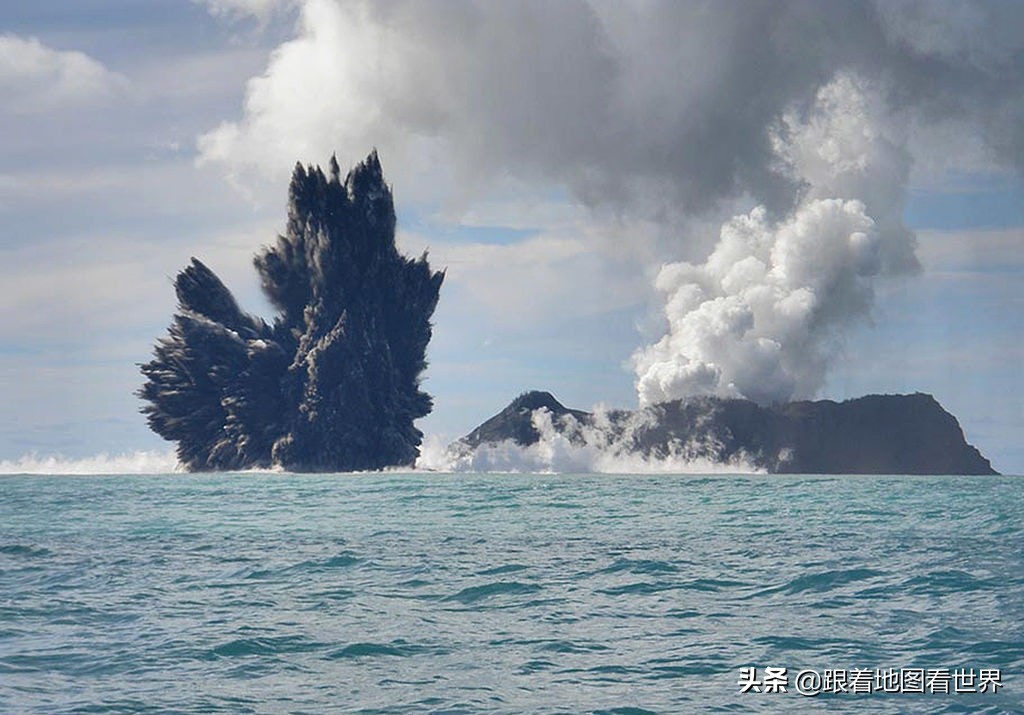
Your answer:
634,74 -> 917,406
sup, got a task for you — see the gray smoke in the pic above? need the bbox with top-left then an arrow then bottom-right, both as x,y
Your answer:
202,1 -> 1024,212
200,0 -> 1024,406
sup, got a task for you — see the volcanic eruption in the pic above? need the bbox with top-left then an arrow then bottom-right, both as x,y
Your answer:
139,151 -> 444,472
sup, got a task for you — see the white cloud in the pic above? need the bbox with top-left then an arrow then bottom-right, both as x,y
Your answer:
196,0 -> 293,22
0,34 -> 125,112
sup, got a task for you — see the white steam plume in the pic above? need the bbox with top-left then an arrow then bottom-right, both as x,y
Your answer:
634,74 -> 917,406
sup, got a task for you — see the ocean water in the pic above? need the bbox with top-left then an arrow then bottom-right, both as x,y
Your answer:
1,472 -> 1021,714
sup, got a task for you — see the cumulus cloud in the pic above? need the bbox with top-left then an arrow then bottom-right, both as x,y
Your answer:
0,34 -> 125,112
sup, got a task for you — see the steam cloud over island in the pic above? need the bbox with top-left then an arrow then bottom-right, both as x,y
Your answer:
139,152 -> 444,472
135,2 -> 1019,474
633,74 -> 916,406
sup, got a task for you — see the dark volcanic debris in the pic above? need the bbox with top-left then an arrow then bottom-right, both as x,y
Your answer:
140,151 -> 444,472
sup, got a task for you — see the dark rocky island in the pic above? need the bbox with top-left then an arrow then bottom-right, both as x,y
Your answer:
139,151 -> 444,471
456,391 -> 997,475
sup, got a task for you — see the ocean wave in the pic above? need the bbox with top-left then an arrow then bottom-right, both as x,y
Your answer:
0,450 -> 180,475
443,580 -> 543,604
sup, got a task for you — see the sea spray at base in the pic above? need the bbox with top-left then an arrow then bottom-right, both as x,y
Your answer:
0,450 -> 180,475
415,416 -> 761,475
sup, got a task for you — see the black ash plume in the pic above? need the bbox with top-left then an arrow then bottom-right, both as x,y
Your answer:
139,151 -> 444,471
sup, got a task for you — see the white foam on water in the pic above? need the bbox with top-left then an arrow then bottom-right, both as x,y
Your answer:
0,450 -> 181,475
416,409 -> 763,475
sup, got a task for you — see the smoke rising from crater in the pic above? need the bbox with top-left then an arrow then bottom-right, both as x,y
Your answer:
199,0 -> 1024,413
634,74 -> 916,405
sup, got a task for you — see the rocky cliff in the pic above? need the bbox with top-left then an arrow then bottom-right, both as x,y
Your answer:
457,391 -> 997,475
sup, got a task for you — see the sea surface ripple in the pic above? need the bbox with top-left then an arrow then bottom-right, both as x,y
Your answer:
1,472 -> 1022,713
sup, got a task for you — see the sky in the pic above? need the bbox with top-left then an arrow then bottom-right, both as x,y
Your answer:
1,0 -> 1022,473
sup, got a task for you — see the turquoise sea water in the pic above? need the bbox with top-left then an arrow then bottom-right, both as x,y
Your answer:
1,472 -> 1022,714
